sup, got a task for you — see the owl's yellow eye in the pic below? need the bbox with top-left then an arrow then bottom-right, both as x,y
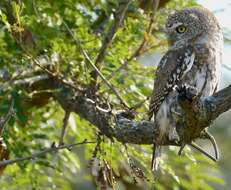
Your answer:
176,25 -> 187,33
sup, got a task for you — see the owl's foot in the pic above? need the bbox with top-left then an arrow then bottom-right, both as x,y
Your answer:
168,127 -> 180,142
171,109 -> 182,116
176,84 -> 198,101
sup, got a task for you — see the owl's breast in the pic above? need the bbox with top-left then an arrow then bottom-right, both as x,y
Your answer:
182,47 -> 221,96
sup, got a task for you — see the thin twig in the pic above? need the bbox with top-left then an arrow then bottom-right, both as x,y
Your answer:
0,140 -> 95,167
15,2 -> 84,93
59,111 -> 71,146
63,21 -> 129,108
201,131 -> 219,160
106,41 -> 164,82
106,0 -> 160,81
91,0 -> 132,82
129,97 -> 149,111
133,0 -> 160,54
24,54 -> 84,92
0,99 -> 15,136
139,40 -> 167,55
190,142 -> 217,162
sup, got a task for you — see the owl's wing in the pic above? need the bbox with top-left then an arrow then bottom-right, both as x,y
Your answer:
148,45 -> 195,119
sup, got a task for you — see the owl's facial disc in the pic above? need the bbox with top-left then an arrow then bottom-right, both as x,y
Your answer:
164,22 -> 188,44
164,9 -> 205,43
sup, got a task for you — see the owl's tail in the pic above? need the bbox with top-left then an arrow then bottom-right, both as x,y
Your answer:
151,143 -> 161,172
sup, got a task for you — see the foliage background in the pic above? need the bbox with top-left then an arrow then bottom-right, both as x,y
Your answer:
0,0 -> 229,189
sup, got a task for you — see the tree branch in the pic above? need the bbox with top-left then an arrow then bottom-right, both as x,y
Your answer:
11,70 -> 231,146
0,100 -> 15,135
106,0 -> 160,82
92,0 -> 132,75
62,21 -> 129,108
0,140 -> 95,167
3,0 -> 229,171
59,111 -> 70,146
113,85 -> 231,145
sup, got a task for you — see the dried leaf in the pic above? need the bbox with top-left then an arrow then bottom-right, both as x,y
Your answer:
0,139 -> 10,176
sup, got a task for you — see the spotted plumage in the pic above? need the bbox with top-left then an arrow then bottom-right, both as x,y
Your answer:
148,46 -> 195,118
148,7 -> 223,171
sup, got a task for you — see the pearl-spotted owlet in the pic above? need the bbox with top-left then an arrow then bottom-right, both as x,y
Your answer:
148,7 -> 223,171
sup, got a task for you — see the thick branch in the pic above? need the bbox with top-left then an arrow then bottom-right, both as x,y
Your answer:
11,72 -> 231,146
207,85 -> 231,120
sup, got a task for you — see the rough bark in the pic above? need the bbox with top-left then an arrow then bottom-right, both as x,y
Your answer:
11,69 -> 231,146
1,0 -> 230,148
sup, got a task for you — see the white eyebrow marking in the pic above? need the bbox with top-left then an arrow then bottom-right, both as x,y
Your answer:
169,22 -> 183,29
189,13 -> 199,19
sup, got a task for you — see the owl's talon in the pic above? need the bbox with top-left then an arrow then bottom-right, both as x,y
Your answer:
177,84 -> 198,102
171,110 -> 182,116
168,127 -> 180,142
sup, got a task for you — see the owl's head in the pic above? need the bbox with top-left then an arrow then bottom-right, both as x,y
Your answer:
165,7 -> 220,44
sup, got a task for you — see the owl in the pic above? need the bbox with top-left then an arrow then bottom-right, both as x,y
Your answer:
148,7 -> 223,171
